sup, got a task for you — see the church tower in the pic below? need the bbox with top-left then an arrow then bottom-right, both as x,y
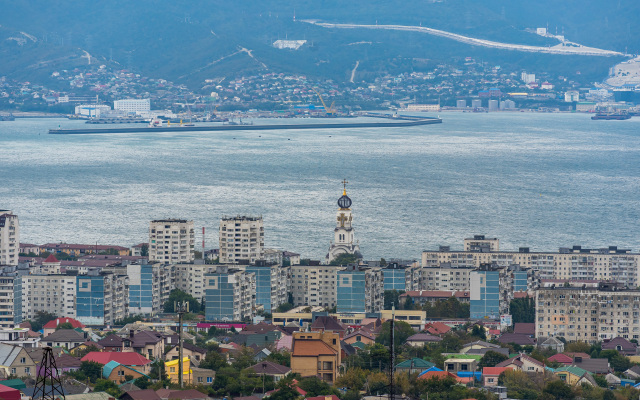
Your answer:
326,180 -> 361,264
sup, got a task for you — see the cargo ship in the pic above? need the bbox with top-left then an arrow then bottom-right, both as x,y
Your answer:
49,114 -> 442,134
591,111 -> 632,120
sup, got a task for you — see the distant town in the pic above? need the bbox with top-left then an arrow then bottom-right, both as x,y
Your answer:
1,185 -> 640,399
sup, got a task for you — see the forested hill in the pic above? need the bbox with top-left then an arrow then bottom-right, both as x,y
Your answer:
0,0 -> 636,86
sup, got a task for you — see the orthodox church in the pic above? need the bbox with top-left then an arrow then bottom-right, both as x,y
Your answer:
326,180 -> 361,263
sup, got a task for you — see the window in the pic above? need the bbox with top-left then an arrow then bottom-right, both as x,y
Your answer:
10,368 -> 15,375
207,377 -> 213,383
170,367 -> 175,373
20,358 -> 25,364
197,377 -> 203,383
118,370 -> 124,376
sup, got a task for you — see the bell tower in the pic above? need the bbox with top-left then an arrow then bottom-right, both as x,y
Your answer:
327,180 -> 361,264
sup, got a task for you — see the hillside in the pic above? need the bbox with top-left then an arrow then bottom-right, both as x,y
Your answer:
0,0 -> 636,89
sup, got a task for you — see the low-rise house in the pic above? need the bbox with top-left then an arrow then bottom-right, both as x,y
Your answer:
538,337 -> 564,353
97,334 -> 125,352
343,330 -> 375,346
103,360 -> 149,384
120,389 -> 162,400
0,344 -> 36,378
156,388 -> 210,400
165,343 -> 207,364
248,360 -> 291,382
460,341 -> 502,354
548,353 -> 573,365
70,340 -> 103,356
405,333 -> 442,347
43,318 -> 85,337
310,317 -> 347,338
38,354 -> 82,377
396,358 -> 435,374
482,367 -> 509,387
423,322 -> 452,336
572,357 -> 610,374
513,323 -> 535,336
554,366 -> 595,386
129,330 -> 164,360
40,329 -> 87,350
602,337 -> 637,356
444,358 -> 477,373
496,354 -> 545,373
497,333 -> 535,346
81,352 -> 152,374
624,365 -> 640,380
165,357 -> 215,385
291,331 -> 340,383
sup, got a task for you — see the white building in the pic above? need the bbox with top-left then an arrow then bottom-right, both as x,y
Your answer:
464,235 -> 499,252
406,104 -> 440,112
149,219 -> 195,264
113,99 -> 151,114
219,216 -> 264,264
0,275 -> 19,328
174,264 -> 218,303
22,275 -> 77,320
273,40 -> 307,50
0,211 -> 19,266
74,104 -> 111,118
521,72 -> 536,84
327,183 -> 361,264
564,91 -> 580,102
416,266 -> 474,291
291,265 -> 339,308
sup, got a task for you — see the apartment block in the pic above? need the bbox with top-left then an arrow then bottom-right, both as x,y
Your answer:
423,239 -> 640,286
126,263 -> 154,315
337,265 -> 384,314
149,219 -> 195,264
0,211 -> 19,266
291,265 -> 339,308
174,264 -> 218,304
152,263 -> 174,315
0,273 -> 21,328
464,235 -> 499,252
536,283 -> 640,343
245,263 -> 289,313
76,272 -> 128,325
381,263 -> 417,292
204,267 -> 256,321
22,275 -> 77,320
416,266 -> 474,291
219,216 -> 264,264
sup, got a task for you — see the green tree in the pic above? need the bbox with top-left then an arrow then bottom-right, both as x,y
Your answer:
266,350 -> 291,367
140,244 -> 149,257
199,350 -> 228,371
276,303 -> 294,312
375,320 -> 415,348
268,384 -> 302,400
28,311 -> 58,332
55,322 -> 73,330
134,376 -> 151,389
423,297 -> 470,318
565,341 -> 591,354
335,367 -> 367,391
478,350 -> 509,368
78,361 -> 105,383
471,324 -> 487,340
383,290 -> 405,310
94,379 -> 123,397
298,376 -> 340,397
163,289 -> 202,313
543,380 -> 574,400
510,297 -> 536,323
329,253 -> 359,266
114,315 -> 144,325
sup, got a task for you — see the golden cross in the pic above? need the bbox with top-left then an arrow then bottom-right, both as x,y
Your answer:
342,179 -> 348,191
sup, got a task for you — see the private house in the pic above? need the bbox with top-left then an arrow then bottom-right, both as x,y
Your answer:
513,323 -> 535,336
70,341 -> 103,356
444,358 -> 477,373
497,333 -> 535,346
405,333 -> 442,347
42,318 -> 85,337
496,354 -> 545,373
40,329 -> 86,350
395,358 -> 435,374
602,337 -> 637,356
482,367 -> 509,387
554,366 -> 596,386
310,317 -> 347,339
572,357 -> 611,374
37,354 -> 82,377
424,322 -> 452,336
343,330 -> 375,347
0,344 -> 36,378
81,352 -> 152,374
460,341 -> 502,354
248,360 -> 291,382
548,353 -> 573,365
120,389 -> 161,400
165,357 -> 215,385
624,365 -> 640,380
97,334 -> 125,352
155,388 -> 210,400
538,337 -> 565,353
165,343 -> 207,364
102,360 -> 149,384
129,330 -> 164,360
291,331 -> 340,383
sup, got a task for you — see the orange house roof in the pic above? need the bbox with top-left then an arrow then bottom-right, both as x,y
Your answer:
292,340 -> 337,357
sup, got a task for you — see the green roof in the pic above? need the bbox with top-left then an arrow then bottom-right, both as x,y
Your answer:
352,341 -> 366,349
446,354 -> 482,361
0,379 -> 26,389
554,366 -> 591,377
396,358 -> 435,369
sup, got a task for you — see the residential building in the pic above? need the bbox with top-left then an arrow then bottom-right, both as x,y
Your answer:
291,331 -> 340,383
219,216 -> 264,264
103,360 -> 148,384
483,367 -> 509,387
165,342 -> 207,364
76,272 -> 128,325
204,267 -> 256,321
0,211 -> 19,266
151,264 -> 174,315
40,329 -> 86,350
248,360 -> 291,382
400,290 -> 470,306
291,265 -> 339,308
245,263 -> 289,313
42,318 -> 85,337
113,99 -> 151,114
415,266 -> 474,291
327,184 -> 361,264
464,235 -> 499,252
39,243 -> 130,257
174,264 -> 218,304
336,265 -> 383,314
165,357 -> 215,385
149,219 -> 195,264
470,265 -> 511,320
535,283 -> 640,343
423,239 -> 640,287
82,352 -> 152,375
496,354 -> 545,373
444,358 -> 477,373
0,343 -> 36,378
22,275 -> 77,320
0,274 -> 21,328
381,263 -> 416,291
126,263 -> 154,315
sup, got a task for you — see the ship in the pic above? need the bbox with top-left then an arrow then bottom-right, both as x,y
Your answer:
0,114 -> 15,121
591,110 -> 632,120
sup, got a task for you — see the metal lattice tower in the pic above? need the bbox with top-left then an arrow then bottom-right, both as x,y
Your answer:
33,347 -> 66,400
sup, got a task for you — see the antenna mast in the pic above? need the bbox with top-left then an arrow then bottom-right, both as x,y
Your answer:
34,347 -> 66,400
176,300 -> 189,387
389,306 -> 395,400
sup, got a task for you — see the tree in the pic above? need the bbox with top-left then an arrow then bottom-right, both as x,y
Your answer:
55,322 -> 73,330
365,371 -> 389,394
163,289 -> 201,313
478,350 -> 509,368
423,297 -> 470,318
276,303 -> 294,313
114,315 -> 144,325
94,379 -> 122,397
77,361 -> 104,383
134,376 -> 151,389
140,244 -> 149,257
28,311 -> 58,332
329,253 -> 358,266
510,297 -> 536,323
375,320 -> 414,348
379,258 -> 387,267
471,324 -> 487,340
268,384 -> 301,400
266,350 -> 291,367
383,290 -> 405,310
543,380 -> 574,400
199,350 -> 228,371
297,376 -> 340,397
335,367 -> 367,392
565,341 -> 591,354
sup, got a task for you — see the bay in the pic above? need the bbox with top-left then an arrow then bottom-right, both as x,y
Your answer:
1,112 -> 639,261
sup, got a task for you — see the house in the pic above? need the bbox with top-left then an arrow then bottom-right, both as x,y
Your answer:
103,360 -> 149,384
291,331 -> 340,383
306,396 -> 340,400
554,366 -> 594,386
460,341 -> 502,354
606,373 -> 622,387
538,337 -> 565,353
513,323 -> 535,336
602,337 -> 637,356
98,334 -> 125,352
0,343 -> 37,378
38,353 -> 82,377
248,360 -> 291,382
395,358 -> 435,374
465,347 -> 510,357
41,329 -> 87,350
496,354 -> 545,373
81,352 -> 152,374
253,348 -> 271,362
497,333 -> 535,346
572,357 -> 611,374
0,384 -> 20,400
155,388 -> 209,400
119,389 -> 162,400
343,330 -> 375,346
624,365 -> 640,380
405,333 -> 442,347
417,370 -> 473,385
548,353 -> 573,365
165,357 -> 215,385
310,317 -> 347,338
444,358 -> 477,373
70,340 -> 104,356
42,318 -> 85,337
129,330 -> 164,360
482,367 -> 509,387
423,322 -> 452,336
165,343 -> 207,364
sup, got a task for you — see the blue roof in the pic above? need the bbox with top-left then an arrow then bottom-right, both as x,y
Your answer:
418,366 -> 443,377
103,360 -> 121,379
457,371 -> 482,381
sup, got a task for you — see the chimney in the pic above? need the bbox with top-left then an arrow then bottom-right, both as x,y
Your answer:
130,329 -> 134,339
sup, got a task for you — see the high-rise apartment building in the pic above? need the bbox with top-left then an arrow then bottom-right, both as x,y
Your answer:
381,263 -> 417,292
291,265 -> 339,308
204,267 -> 255,321
22,275 -> 77,320
76,272 -> 128,325
149,219 -> 195,264
219,216 -> 264,264
0,211 -> 19,266
470,265 -> 511,320
416,266 -> 474,291
174,264 -> 217,305
0,273 -> 22,328
126,263 -> 154,315
245,263 -> 289,313
464,235 -> 499,252
337,265 -> 384,314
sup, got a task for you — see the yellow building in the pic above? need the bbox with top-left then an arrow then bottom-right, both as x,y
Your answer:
291,331 -> 340,383
272,310 -> 426,331
166,357 -> 192,384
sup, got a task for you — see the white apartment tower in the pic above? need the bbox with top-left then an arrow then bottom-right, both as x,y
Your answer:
219,216 -> 264,264
113,99 -> 150,114
22,275 -> 77,320
149,219 -> 195,264
0,211 -> 19,266
326,181 -> 361,264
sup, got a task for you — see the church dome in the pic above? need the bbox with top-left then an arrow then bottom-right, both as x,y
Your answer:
338,194 -> 352,209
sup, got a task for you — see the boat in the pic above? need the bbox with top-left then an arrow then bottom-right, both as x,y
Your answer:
0,114 -> 15,121
591,110 -> 632,120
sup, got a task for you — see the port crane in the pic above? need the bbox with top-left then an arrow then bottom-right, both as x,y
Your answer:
312,88 -> 336,116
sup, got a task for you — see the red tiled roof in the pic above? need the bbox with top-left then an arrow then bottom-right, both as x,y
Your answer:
43,254 -> 59,263
513,291 -> 530,299
81,351 -> 151,366
418,371 -> 462,381
292,340 -> 337,357
43,318 -> 84,329
482,367 -> 508,376
548,353 -> 573,364
122,389 -> 161,400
